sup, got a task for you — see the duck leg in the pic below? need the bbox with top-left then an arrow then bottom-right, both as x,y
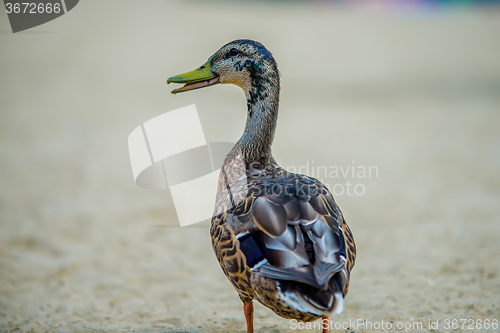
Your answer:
243,301 -> 254,333
322,316 -> 329,333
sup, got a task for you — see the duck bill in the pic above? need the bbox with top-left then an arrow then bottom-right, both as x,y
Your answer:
167,57 -> 219,94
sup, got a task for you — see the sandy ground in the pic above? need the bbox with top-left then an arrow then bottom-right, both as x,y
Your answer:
1,1 -> 500,332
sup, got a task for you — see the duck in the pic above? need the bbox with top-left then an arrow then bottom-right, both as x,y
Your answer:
167,39 -> 356,333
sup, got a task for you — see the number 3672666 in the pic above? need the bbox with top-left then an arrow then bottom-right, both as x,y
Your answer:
5,3 -> 61,14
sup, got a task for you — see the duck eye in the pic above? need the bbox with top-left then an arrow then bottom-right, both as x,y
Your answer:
229,48 -> 238,56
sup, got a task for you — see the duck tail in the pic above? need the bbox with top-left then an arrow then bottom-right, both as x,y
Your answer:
279,273 -> 344,317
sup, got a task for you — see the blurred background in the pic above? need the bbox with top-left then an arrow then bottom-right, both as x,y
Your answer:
1,1 -> 499,332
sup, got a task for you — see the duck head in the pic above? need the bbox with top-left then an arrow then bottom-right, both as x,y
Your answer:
168,39 -> 279,106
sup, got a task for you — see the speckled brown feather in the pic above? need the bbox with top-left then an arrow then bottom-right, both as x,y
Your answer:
210,147 -> 356,321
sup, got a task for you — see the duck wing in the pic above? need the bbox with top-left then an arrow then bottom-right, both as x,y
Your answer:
227,174 -> 350,292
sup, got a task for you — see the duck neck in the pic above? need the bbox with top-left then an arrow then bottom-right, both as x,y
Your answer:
237,80 -> 280,168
